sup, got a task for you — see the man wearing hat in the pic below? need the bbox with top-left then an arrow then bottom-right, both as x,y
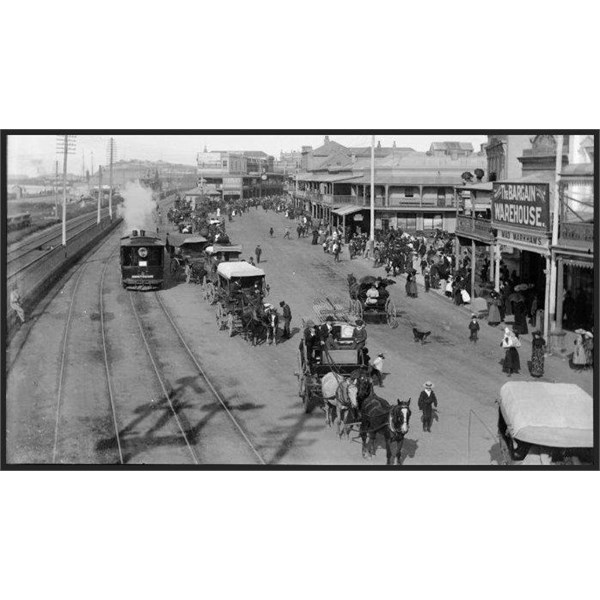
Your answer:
279,300 -> 292,339
370,353 -> 385,386
352,319 -> 368,353
255,244 -> 262,264
418,381 -> 438,433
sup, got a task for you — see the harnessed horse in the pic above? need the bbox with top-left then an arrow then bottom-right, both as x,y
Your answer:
320,372 -> 359,439
359,397 -> 411,464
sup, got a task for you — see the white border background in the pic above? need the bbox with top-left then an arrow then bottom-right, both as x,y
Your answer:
2,2 -> 598,599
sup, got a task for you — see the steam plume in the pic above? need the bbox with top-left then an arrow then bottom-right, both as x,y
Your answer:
118,181 -> 156,233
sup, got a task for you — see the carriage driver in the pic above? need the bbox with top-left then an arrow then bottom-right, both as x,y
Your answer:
365,283 -> 379,305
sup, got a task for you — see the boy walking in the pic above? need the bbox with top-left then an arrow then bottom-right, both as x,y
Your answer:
468,314 -> 480,343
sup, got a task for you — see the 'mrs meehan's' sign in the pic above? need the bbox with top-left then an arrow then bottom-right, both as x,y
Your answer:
491,182 -> 550,232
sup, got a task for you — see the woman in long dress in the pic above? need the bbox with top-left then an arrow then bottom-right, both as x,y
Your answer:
502,327 -> 521,376
572,330 -> 587,369
529,331 -> 546,377
409,271 -> 418,298
583,332 -> 594,368
487,291 -> 502,326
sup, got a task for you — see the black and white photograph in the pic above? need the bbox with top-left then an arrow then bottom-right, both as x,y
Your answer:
3,132 -> 597,467
1,4 -> 599,600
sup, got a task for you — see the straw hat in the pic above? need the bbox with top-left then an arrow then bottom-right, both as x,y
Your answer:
423,381 -> 434,389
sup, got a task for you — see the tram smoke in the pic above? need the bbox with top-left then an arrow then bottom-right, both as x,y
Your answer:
118,180 -> 156,233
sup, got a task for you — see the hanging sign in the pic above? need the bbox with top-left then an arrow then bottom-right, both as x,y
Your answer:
491,182 -> 550,233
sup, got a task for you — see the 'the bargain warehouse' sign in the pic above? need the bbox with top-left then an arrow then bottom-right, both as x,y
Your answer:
491,182 -> 550,232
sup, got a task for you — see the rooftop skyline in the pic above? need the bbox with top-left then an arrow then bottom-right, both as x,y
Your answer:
7,134 -> 488,177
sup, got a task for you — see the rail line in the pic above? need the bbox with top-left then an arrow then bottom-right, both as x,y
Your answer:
128,293 -> 200,465
52,263 -> 88,464
99,245 -> 125,465
154,292 -> 266,465
7,210 -> 110,266
51,231 -> 121,464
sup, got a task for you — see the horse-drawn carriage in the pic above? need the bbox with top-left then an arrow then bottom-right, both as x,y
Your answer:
169,235 -> 210,283
211,261 -> 275,342
348,274 -> 399,328
497,382 -> 593,465
202,244 -> 244,302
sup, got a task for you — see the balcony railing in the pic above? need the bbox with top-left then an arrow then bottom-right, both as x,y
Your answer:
559,222 -> 594,250
456,215 -> 494,241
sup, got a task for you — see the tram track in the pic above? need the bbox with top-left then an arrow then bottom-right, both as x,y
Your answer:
51,231 -> 126,464
128,290 -> 265,465
155,291 -> 266,465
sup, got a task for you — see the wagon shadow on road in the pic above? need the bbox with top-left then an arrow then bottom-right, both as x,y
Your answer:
265,411 -> 323,465
96,375 -> 264,464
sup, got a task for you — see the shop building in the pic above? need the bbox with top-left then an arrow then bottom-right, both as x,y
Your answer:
292,137 -> 486,238
196,149 -> 284,200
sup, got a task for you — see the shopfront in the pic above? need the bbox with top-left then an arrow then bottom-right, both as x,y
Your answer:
492,182 -> 552,335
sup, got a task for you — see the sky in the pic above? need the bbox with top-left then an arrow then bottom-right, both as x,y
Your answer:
7,134 -> 488,177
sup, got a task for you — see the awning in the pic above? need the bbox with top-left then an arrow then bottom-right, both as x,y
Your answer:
332,205 -> 364,216
560,257 -> 594,270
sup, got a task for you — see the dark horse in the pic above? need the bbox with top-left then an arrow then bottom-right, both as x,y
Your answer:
359,397 -> 411,465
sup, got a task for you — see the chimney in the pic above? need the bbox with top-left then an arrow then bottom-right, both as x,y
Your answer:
324,135 -> 330,144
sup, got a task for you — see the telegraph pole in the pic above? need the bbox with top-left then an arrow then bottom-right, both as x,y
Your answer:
54,160 -> 59,216
97,165 -> 103,224
61,135 -> 68,246
108,137 -> 114,219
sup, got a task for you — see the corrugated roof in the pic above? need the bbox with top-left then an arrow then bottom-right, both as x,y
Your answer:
336,174 -> 464,186
296,172 -> 362,183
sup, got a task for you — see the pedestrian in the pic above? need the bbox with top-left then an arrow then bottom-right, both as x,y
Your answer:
185,262 -> 192,284
361,347 -> 371,367
352,319 -> 367,351
418,381 -> 438,433
501,327 -> 521,376
279,300 -> 292,339
283,226 -> 291,239
333,241 -> 341,262
424,267 -> 431,293
269,227 -> 274,237
529,331 -> 546,377
572,329 -> 587,369
370,353 -> 385,386
10,288 -> 26,324
583,331 -> 594,368
248,256 -> 255,266
468,314 -> 480,343
487,290 -> 502,326
409,270 -> 418,298
255,245 -> 262,264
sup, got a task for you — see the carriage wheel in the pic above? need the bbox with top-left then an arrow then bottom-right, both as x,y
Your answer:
386,298 -> 399,329
298,372 -> 306,398
206,283 -> 215,304
215,303 -> 224,328
227,313 -> 235,337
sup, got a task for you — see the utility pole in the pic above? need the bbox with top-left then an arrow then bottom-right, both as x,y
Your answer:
97,165 -> 103,224
61,136 -> 68,247
369,134 -> 375,253
108,137 -> 114,219
548,134 -> 564,335
54,160 -> 59,216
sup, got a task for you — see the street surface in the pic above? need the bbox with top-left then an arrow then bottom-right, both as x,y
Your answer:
6,206 -> 593,465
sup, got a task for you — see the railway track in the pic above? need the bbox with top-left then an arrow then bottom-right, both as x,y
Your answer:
127,290 -> 265,465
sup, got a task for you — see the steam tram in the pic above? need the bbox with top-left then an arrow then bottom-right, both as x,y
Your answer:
120,229 -> 165,289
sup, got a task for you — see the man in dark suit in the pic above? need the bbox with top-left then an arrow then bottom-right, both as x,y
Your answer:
418,381 -> 438,432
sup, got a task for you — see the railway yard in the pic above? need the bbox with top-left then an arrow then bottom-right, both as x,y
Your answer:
5,198 -> 594,466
